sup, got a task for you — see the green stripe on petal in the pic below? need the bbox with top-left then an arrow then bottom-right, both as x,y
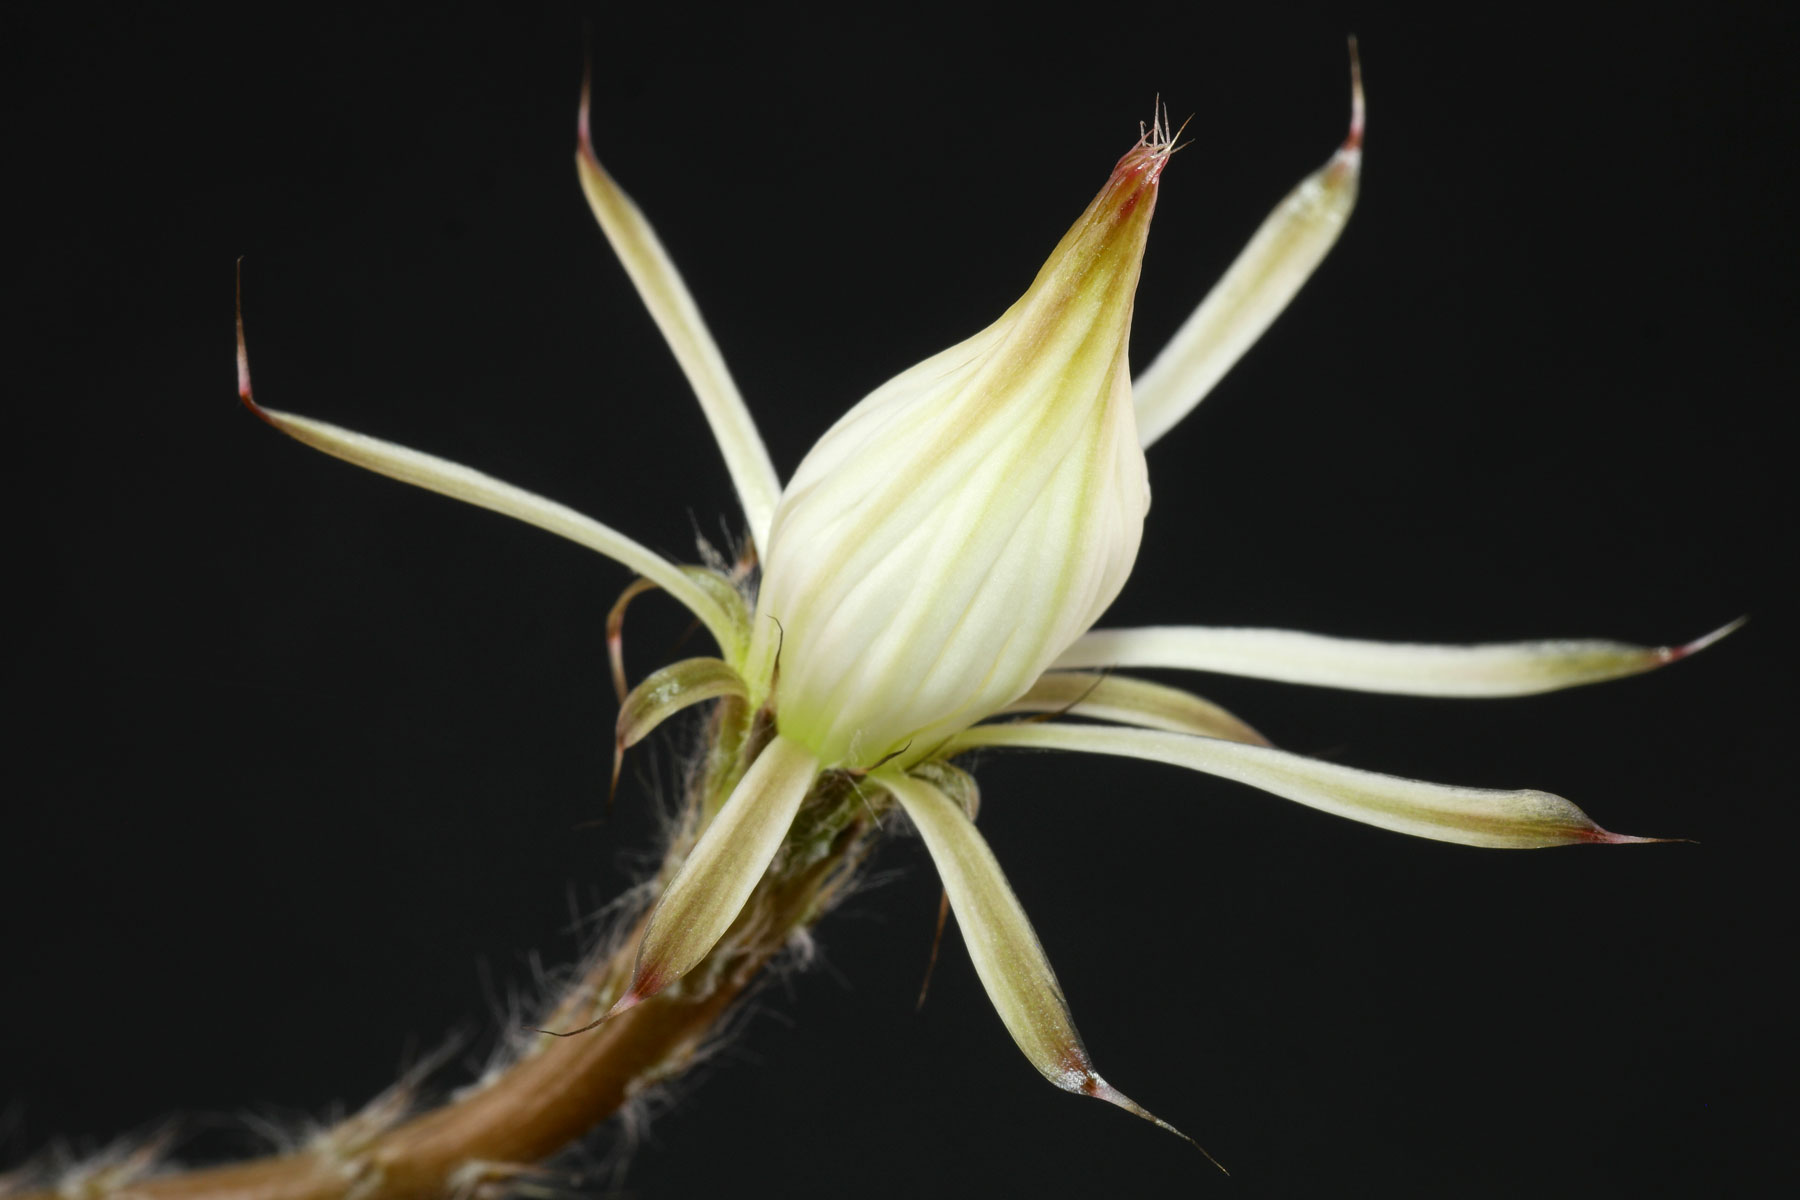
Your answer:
998,671 -> 1269,745
1054,621 -> 1743,697
942,723 -> 1666,849
881,772 -> 1214,1162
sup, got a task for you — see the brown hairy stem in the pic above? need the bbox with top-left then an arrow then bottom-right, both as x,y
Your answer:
13,780 -> 874,1200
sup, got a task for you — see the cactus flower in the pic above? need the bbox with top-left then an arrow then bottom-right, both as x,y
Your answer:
235,48 -> 1735,1158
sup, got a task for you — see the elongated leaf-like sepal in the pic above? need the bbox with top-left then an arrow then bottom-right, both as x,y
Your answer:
943,723 -> 1666,849
881,773 -> 1217,1165
237,288 -> 743,656
998,671 -> 1269,745
1054,620 -> 1744,697
610,735 -> 819,1013
576,76 -> 781,552
1132,40 -> 1363,448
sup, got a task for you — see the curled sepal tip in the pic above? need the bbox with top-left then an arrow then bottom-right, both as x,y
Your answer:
881,774 -> 1222,1168
606,577 -> 662,703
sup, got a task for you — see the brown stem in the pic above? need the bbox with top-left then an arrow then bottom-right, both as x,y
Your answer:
13,806 -> 872,1200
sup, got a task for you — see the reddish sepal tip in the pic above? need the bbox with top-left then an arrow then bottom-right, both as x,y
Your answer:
575,57 -> 596,157
1585,829 -> 1687,846
1664,616 -> 1748,663
606,988 -> 645,1020
1343,34 -> 1366,152
233,263 -> 278,430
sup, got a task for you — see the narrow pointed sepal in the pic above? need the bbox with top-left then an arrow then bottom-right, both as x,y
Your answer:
998,671 -> 1269,745
614,657 -> 749,798
880,774 -> 1079,1076
1055,620 -> 1745,697
235,274 -> 743,656
943,723 -> 1670,849
882,773 -> 1217,1163
1132,40 -> 1363,448
575,73 -> 780,552
611,735 -> 819,1012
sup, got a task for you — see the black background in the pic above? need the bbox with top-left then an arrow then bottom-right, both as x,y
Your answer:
5,3 -> 1790,1197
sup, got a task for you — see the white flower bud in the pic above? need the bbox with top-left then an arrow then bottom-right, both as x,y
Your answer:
748,134 -> 1172,768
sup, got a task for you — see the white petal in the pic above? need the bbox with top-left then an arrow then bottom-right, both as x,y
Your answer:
1054,621 -> 1743,697
1132,44 -> 1363,448
942,723 -> 1662,849
577,82 -> 781,553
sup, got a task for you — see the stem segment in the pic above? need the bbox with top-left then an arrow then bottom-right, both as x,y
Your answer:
14,729 -> 873,1200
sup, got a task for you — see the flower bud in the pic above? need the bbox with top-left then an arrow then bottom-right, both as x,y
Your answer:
748,132 -> 1171,768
